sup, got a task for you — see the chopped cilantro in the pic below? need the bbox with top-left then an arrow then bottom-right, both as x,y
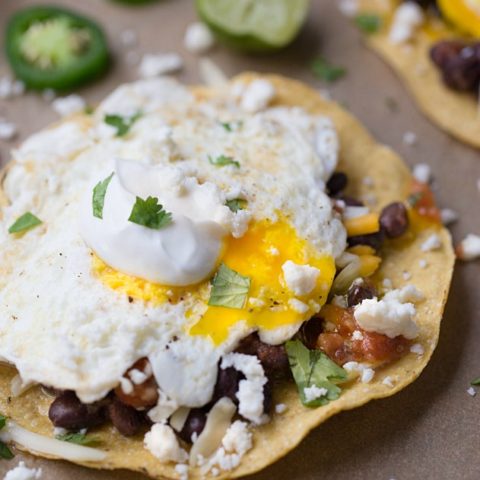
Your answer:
208,154 -> 240,168
84,106 -> 94,115
407,192 -> 423,207
8,212 -> 42,234
0,442 -> 13,459
286,340 -> 347,408
0,415 -> 13,459
221,122 -> 233,132
55,432 -> 101,447
104,111 -> 142,137
225,198 -> 247,213
355,13 -> 382,34
92,172 -> 114,219
128,196 -> 172,230
311,57 -> 346,84
471,378 -> 480,386
208,263 -> 251,309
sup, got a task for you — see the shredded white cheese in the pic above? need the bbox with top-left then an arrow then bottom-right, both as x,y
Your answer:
457,234 -> 480,261
3,461 -> 42,480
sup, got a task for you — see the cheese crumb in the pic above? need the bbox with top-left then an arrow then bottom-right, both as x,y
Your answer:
184,22 -> 215,54
200,421 -> 252,475
402,271 -> 412,281
282,261 -> 320,296
4,461 -> 42,480
382,376 -> 394,388
0,119 -> 17,140
412,163 -> 431,184
52,94 -> 86,117
288,298 -> 309,314
338,0 -> 359,17
440,208 -> 459,226
389,2 -> 425,44
419,259 -> 428,269
304,385 -> 328,402
410,343 -> 424,355
174,464 -> 189,480
240,80 -> 276,113
343,362 -> 375,383
403,131 -> 417,146
467,387 -> 476,397
144,423 -> 188,463
128,368 -> 148,385
354,286 -> 423,339
351,330 -> 364,341
421,233 -> 442,252
138,53 -> 183,78
275,403 -> 287,414
119,376 -> 134,395
456,234 -> 480,261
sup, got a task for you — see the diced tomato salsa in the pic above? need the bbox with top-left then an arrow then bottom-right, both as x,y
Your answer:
317,304 -> 410,365
409,180 -> 441,223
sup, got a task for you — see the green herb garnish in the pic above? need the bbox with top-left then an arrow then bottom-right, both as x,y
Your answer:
128,196 -> 172,230
355,13 -> 382,34
104,111 -> 142,137
208,155 -> 240,168
0,414 -> 13,459
225,198 -> 247,213
407,192 -> 423,207
208,263 -> 250,309
92,172 -> 114,219
55,432 -> 101,447
285,340 -> 347,407
311,57 -> 346,84
8,212 -> 42,234
471,378 -> 480,386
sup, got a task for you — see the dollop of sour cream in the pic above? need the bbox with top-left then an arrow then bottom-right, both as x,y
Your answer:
80,159 -> 235,286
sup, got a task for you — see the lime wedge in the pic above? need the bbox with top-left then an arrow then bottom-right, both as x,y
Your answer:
196,0 -> 310,52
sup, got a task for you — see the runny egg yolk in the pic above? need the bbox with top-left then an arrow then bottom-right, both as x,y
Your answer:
93,220 -> 336,345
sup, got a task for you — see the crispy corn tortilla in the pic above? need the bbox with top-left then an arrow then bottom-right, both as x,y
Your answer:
0,73 -> 455,479
357,0 -> 480,149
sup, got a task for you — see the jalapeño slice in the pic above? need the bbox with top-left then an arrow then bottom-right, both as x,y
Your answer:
5,6 -> 109,91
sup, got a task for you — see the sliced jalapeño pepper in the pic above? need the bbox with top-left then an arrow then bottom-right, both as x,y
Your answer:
5,6 -> 109,91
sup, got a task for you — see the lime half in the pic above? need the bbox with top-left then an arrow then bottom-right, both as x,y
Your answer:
196,0 -> 310,53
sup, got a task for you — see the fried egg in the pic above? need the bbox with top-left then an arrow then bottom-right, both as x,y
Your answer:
0,77 -> 346,406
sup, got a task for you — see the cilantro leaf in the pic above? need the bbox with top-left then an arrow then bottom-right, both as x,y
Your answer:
55,432 -> 101,447
92,172 -> 114,219
311,58 -> 346,84
128,196 -> 172,230
0,441 -> 13,459
104,111 -> 142,137
208,155 -> 240,168
221,122 -> 233,132
8,212 -> 42,234
407,192 -> 423,207
285,340 -> 347,408
208,263 -> 250,309
0,415 -> 6,431
471,378 -> 480,386
225,198 -> 247,213
355,13 -> 382,34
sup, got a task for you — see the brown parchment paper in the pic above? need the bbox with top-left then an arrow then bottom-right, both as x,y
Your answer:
0,1 -> 479,479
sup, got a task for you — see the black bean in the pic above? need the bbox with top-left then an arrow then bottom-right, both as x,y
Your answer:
327,172 -> 348,197
263,378 -> 273,414
212,366 -> 244,405
380,202 -> 409,238
178,408 -> 207,443
347,230 -> 385,251
347,282 -> 378,307
297,317 -> 323,350
48,391 -> 106,430
236,333 -> 290,379
431,41 -> 480,92
430,40 -> 466,69
108,396 -> 145,436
